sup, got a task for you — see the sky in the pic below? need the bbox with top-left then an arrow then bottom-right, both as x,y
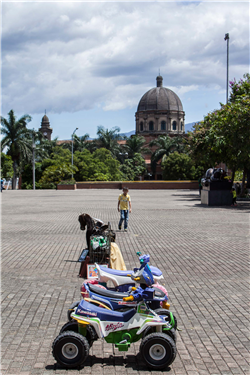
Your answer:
1,0 -> 249,140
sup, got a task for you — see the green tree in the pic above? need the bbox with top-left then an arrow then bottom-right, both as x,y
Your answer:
1,153 -> 14,180
188,122 -> 217,168
39,164 -> 77,188
19,130 -> 51,186
38,147 -> 77,188
41,137 -> 60,157
162,152 -> 197,180
149,135 -> 178,173
74,148 -> 122,181
63,133 -> 91,153
123,135 -> 150,158
21,162 -> 44,189
96,126 -> 121,157
189,73 -> 250,193
1,110 -> 32,189
171,135 -> 187,153
120,153 -> 147,181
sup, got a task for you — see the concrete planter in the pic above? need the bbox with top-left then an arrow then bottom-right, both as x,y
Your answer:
201,182 -> 232,206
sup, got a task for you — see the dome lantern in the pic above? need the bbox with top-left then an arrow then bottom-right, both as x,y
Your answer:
156,75 -> 163,87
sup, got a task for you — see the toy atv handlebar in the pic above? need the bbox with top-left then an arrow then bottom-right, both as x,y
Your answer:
123,287 -> 155,302
123,295 -> 134,301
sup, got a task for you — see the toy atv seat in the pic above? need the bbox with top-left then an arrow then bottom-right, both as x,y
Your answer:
87,282 -> 166,300
98,265 -> 163,277
75,299 -> 136,322
87,283 -> 130,299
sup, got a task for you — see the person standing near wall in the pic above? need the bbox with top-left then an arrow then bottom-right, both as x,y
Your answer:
118,187 -> 132,232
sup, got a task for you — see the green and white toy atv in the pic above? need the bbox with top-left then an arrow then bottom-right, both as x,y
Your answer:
52,255 -> 177,370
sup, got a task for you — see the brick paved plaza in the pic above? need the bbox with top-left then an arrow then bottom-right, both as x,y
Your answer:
1,189 -> 249,375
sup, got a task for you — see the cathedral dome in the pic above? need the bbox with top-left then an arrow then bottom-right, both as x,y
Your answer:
135,75 -> 185,136
137,76 -> 183,112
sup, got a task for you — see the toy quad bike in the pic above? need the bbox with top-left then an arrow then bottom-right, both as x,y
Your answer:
52,256 -> 177,370
67,254 -> 173,324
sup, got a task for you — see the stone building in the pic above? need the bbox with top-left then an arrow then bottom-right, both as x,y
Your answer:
135,75 -> 185,179
135,75 -> 185,137
39,113 -> 53,141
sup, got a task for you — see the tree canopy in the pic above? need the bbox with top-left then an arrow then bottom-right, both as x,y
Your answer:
95,126 -> 121,157
162,151 -> 202,180
1,153 -> 14,180
188,73 -> 250,189
120,153 -> 147,181
123,135 -> 150,158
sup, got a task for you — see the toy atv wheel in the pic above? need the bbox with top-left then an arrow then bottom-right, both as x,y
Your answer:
67,301 -> 80,321
52,331 -> 89,369
154,308 -> 177,330
140,332 -> 176,370
142,326 -> 177,343
59,321 -> 97,347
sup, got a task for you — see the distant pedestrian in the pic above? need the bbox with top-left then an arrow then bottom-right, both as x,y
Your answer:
118,187 -> 132,232
1,179 -> 3,192
231,187 -> 237,206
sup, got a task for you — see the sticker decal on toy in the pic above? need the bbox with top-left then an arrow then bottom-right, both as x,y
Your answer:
118,301 -> 137,305
105,322 -> 124,331
77,309 -> 97,317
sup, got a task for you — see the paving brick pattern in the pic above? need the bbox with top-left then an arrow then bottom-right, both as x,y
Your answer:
1,189 -> 249,375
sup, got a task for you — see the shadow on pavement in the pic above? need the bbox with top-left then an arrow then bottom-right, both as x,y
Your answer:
172,194 -> 199,197
172,193 -> 250,211
47,354 -> 172,371
193,203 -> 250,212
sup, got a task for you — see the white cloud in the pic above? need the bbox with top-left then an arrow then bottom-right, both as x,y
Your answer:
2,2 -> 249,115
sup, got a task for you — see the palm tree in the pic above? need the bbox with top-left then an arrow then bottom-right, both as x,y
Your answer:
62,133 -> 91,153
1,110 -> 32,189
73,134 -> 90,152
149,135 -> 177,173
96,126 -> 121,157
171,135 -> 187,154
123,135 -> 150,158
42,137 -> 59,157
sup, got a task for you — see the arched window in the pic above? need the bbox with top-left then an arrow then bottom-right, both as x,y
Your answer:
140,121 -> 143,131
181,122 -> 183,131
172,121 -> 177,131
161,121 -> 166,130
149,121 -> 154,131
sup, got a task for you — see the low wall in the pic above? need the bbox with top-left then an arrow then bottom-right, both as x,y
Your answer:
57,184 -> 76,190
77,182 -> 121,189
75,181 -> 198,190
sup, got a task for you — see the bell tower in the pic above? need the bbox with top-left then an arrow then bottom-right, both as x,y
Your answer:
39,111 -> 53,140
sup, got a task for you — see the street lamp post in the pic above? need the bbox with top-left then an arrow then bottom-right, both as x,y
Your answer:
32,130 -> 36,190
224,33 -> 229,103
72,127 -> 78,179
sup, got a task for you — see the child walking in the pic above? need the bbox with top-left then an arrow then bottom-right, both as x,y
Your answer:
118,187 -> 132,231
